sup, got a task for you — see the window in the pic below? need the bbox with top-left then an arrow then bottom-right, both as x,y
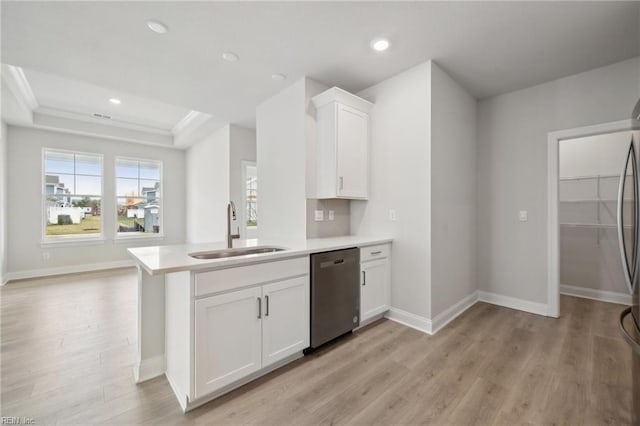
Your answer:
116,157 -> 162,236
245,164 -> 257,227
246,175 -> 257,227
43,149 -> 103,239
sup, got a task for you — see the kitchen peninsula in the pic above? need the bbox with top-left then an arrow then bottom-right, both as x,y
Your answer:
128,236 -> 392,411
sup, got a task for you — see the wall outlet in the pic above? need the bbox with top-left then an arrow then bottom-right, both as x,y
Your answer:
519,210 -> 528,222
389,209 -> 397,221
328,210 -> 335,221
42,252 -> 51,260
314,210 -> 324,221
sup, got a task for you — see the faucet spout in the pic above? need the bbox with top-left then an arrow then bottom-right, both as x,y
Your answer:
227,201 -> 240,248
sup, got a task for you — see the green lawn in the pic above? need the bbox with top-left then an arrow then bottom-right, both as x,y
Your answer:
46,215 -> 101,236
117,216 -> 144,228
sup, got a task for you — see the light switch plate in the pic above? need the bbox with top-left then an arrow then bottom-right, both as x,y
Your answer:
328,210 -> 335,221
519,210 -> 528,222
314,210 -> 324,221
389,209 -> 397,221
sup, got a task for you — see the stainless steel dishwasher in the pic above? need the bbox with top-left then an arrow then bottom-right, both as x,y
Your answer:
309,247 -> 360,349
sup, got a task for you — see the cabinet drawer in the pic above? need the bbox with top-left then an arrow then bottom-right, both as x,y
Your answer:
195,257 -> 309,297
360,244 -> 390,262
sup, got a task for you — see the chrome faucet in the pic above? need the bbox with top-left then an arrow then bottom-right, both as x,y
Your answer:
227,201 -> 240,248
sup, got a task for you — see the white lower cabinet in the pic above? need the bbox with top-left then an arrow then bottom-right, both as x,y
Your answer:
360,245 -> 391,322
190,259 -> 310,402
194,286 -> 263,399
262,276 -> 310,367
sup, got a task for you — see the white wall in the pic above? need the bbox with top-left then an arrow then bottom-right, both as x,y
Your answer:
185,125 -> 230,244
229,125 -> 256,239
477,56 -> 640,305
1,121 -> 7,284
353,62 -> 432,319
6,125 -> 186,277
256,77 -> 327,241
430,62 -> 477,318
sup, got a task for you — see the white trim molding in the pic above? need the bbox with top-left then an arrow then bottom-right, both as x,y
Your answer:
3,259 -> 135,283
560,284 -> 632,306
385,307 -> 433,335
134,354 -> 166,384
430,291 -> 479,334
477,290 -> 548,317
2,64 -> 38,110
547,119 -> 640,318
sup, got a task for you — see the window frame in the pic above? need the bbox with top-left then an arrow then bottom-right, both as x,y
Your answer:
241,160 -> 257,239
114,155 -> 164,240
41,147 -> 105,244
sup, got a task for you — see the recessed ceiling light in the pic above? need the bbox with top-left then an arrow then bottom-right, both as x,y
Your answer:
147,20 -> 168,34
109,98 -> 121,105
371,38 -> 390,52
222,52 -> 239,62
271,73 -> 286,81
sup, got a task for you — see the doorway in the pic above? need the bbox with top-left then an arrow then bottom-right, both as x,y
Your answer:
548,120 -> 640,317
242,161 -> 257,239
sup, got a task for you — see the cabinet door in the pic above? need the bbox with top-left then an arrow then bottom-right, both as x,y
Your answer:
194,287 -> 262,399
336,104 -> 368,199
262,276 -> 310,367
360,259 -> 390,321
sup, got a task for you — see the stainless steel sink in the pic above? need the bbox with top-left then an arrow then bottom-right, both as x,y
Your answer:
188,246 -> 286,260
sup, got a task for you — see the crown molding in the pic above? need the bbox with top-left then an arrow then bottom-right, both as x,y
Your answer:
35,105 -> 173,136
172,110 -> 217,147
2,64 -> 38,110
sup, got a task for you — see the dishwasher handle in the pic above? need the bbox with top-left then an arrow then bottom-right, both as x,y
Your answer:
319,257 -> 355,268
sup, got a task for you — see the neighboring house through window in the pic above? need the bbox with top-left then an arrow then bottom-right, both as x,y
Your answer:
116,157 -> 162,235
43,149 -> 103,239
243,162 -> 257,239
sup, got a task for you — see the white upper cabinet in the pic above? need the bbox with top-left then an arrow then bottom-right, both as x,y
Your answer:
311,87 -> 372,200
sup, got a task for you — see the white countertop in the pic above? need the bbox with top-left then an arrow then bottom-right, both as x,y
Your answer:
128,236 -> 392,275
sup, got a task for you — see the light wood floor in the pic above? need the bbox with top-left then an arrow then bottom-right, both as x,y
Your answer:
1,269 -> 633,425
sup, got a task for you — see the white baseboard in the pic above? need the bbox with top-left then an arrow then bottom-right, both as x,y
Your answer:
560,284 -> 632,305
134,354 -> 166,384
4,260 -> 135,283
431,291 -> 479,334
385,307 -> 433,335
477,290 -> 548,317
165,372 -> 188,412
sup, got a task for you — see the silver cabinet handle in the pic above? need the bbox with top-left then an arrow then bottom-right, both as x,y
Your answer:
362,270 -> 366,286
265,295 -> 270,317
257,297 -> 262,319
371,251 -> 382,255
339,176 -> 344,190
619,307 -> 640,355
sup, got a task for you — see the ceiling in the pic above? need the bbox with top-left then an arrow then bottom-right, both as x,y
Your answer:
24,67 -> 191,132
2,1 -> 639,131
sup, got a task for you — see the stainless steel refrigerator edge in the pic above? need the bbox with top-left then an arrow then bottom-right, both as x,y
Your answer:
616,101 -> 640,425
309,248 -> 360,348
